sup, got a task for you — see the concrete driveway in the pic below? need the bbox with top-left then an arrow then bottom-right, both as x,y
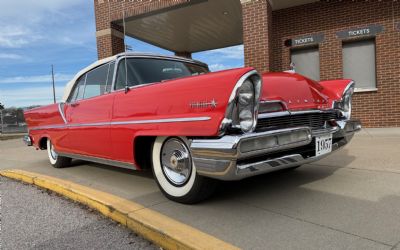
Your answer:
1,128 -> 400,249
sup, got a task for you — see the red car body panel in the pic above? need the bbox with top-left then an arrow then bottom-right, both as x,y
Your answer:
64,93 -> 114,158
261,72 -> 352,111
24,66 -> 351,169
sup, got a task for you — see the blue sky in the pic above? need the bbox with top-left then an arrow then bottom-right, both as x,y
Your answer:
0,1 -> 244,108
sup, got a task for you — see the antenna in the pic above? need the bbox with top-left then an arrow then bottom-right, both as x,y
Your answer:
122,1 -> 129,94
51,65 -> 56,104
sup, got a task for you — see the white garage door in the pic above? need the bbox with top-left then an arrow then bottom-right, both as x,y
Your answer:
291,47 -> 320,81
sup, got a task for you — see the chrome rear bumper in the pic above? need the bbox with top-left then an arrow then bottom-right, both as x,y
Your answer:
190,119 -> 361,181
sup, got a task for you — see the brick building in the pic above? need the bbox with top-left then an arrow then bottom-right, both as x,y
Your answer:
94,0 -> 400,127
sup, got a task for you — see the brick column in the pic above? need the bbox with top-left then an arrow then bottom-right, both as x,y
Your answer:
94,1 -> 125,59
96,24 -> 125,59
241,0 -> 273,73
175,52 -> 192,59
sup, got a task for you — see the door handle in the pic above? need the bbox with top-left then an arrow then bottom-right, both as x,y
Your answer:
71,102 -> 80,107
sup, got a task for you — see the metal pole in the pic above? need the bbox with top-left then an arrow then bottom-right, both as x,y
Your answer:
51,65 -> 56,103
0,110 -> 3,134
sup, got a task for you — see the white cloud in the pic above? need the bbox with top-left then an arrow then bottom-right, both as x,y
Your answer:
0,1 -> 93,49
0,1 -> 84,19
204,45 -> 244,60
0,86 -> 65,107
209,64 -> 237,72
0,74 -> 74,84
0,53 -> 23,60
0,26 -> 35,48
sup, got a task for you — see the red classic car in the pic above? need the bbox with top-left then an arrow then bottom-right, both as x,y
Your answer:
24,53 -> 361,203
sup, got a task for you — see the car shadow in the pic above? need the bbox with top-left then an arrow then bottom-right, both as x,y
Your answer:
65,147 -> 357,203
69,159 -> 154,179
208,149 -> 357,203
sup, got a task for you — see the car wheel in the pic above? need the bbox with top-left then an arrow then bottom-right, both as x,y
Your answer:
151,136 -> 217,204
47,139 -> 71,168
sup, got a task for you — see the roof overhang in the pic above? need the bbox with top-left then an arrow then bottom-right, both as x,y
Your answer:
115,0 -> 319,53
269,0 -> 319,10
116,0 -> 243,53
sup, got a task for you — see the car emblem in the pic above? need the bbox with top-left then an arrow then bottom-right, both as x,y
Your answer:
190,99 -> 218,109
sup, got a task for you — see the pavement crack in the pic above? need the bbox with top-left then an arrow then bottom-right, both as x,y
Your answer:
235,199 -> 393,247
391,240 -> 400,250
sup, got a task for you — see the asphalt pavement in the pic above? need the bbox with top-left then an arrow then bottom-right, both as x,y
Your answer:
0,177 -> 158,250
1,128 -> 400,249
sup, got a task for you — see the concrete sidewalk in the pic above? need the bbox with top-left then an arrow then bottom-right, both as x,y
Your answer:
0,132 -> 26,141
1,128 -> 400,249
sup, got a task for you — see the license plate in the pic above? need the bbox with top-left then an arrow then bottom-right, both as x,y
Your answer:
315,134 -> 333,157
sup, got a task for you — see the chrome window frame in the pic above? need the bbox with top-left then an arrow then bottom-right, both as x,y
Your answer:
67,74 -> 87,103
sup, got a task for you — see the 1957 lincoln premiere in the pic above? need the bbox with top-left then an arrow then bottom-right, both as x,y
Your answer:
24,53 -> 361,203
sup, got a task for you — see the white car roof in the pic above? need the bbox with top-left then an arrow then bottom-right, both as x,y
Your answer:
62,53 -> 207,102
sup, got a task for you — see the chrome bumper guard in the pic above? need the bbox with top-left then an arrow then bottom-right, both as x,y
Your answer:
190,119 -> 361,181
23,135 -> 33,146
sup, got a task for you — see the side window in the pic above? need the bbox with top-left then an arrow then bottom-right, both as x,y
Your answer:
84,64 -> 109,99
69,75 -> 86,102
115,59 -> 140,90
105,62 -> 115,93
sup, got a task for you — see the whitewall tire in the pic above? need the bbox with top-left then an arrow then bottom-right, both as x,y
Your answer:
47,139 -> 71,168
152,136 -> 217,204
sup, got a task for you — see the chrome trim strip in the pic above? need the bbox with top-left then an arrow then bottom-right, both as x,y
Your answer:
29,116 -> 211,131
259,100 -> 289,110
258,109 -> 339,119
115,53 -> 208,68
30,124 -> 67,131
58,103 -> 67,124
57,152 -> 137,170
258,111 -> 291,119
111,117 -> 210,125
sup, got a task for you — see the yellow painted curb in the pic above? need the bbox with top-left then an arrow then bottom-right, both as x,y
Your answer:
0,169 -> 239,250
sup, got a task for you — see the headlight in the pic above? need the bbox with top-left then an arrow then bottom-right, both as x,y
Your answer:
238,80 -> 255,133
218,70 -> 262,136
335,81 -> 354,119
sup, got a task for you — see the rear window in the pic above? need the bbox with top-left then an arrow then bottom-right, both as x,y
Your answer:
115,58 -> 209,90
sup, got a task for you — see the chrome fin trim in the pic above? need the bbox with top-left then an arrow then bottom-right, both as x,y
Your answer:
58,103 -> 67,124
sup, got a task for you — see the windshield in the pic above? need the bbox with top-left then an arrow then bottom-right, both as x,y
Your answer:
115,58 -> 209,90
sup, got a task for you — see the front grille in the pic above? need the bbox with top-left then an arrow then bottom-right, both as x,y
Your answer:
256,111 -> 340,131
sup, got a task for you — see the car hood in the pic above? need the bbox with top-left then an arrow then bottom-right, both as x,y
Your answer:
261,72 -> 332,111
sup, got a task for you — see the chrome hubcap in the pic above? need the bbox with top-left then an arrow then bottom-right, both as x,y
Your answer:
49,142 -> 58,160
161,138 -> 192,186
